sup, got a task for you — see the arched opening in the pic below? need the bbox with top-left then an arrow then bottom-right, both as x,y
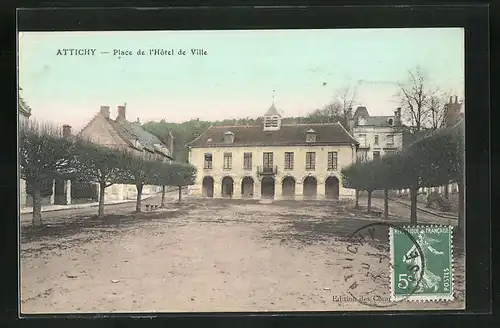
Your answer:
325,176 -> 340,200
221,176 -> 234,198
202,176 -> 214,197
303,176 -> 317,199
261,177 -> 275,199
282,177 -> 296,199
241,176 -> 254,198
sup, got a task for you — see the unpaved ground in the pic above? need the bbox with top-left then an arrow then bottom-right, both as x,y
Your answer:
20,198 -> 465,313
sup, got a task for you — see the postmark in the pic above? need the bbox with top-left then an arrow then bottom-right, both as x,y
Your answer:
390,225 -> 454,302
342,222 -> 425,308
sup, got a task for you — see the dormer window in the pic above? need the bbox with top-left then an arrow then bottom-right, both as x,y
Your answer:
358,117 -> 366,126
224,131 -> 235,144
306,129 -> 317,143
134,139 -> 142,149
387,118 -> 394,126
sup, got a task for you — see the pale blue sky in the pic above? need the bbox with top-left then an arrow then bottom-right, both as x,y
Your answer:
19,28 -> 464,132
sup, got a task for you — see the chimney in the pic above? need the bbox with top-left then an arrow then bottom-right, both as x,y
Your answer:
445,96 -> 461,127
348,118 -> 354,131
168,131 -> 174,156
116,105 -> 126,122
62,125 -> 72,138
394,107 -> 402,125
100,105 -> 110,119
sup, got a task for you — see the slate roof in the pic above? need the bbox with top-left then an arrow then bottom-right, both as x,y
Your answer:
18,90 -> 31,117
363,116 -> 395,127
265,104 -> 280,116
107,118 -> 172,158
187,123 -> 358,148
353,106 -> 397,127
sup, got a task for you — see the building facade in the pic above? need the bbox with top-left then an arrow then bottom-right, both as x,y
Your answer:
187,103 -> 359,200
349,106 -> 404,162
19,88 -> 32,207
77,104 -> 174,202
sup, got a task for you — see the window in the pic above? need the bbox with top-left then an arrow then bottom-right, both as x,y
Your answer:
223,153 -> 232,170
387,118 -> 394,126
224,131 -> 235,144
243,153 -> 252,170
328,151 -> 338,170
387,135 -> 394,145
306,152 -> 316,170
374,135 -> 379,145
373,151 -> 381,160
306,129 -> 317,142
263,152 -> 274,168
284,152 -> 294,170
357,151 -> 368,163
204,153 -> 213,169
385,150 -> 395,156
358,134 -> 367,146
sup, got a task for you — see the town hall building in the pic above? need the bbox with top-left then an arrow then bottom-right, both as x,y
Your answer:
186,101 -> 359,200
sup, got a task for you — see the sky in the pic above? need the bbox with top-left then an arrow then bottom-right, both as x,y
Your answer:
18,28 -> 464,132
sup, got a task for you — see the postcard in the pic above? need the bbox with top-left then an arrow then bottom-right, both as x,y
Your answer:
18,28 -> 465,313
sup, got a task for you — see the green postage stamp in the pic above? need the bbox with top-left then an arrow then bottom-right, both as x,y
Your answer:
390,225 -> 454,301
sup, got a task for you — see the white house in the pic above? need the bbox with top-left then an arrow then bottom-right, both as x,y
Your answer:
186,101 -> 359,200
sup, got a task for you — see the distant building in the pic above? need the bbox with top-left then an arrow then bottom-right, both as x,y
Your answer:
18,87 -> 31,125
349,106 -> 404,162
186,100 -> 358,200
19,88 -> 31,208
77,105 -> 174,202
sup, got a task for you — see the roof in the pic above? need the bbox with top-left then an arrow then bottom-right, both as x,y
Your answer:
363,116 -> 395,127
265,104 -> 280,116
18,96 -> 31,117
353,106 -> 369,118
186,122 -> 358,148
107,118 -> 171,157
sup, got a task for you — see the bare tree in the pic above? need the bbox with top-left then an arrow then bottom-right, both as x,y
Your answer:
428,91 -> 450,131
396,66 -> 442,224
308,85 -> 357,127
397,66 -> 434,134
333,85 -> 357,128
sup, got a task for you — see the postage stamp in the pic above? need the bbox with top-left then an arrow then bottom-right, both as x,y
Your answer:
390,225 -> 454,301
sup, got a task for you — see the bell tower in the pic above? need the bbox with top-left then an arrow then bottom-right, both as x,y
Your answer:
263,90 -> 282,131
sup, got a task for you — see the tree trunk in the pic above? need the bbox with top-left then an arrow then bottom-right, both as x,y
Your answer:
32,187 -> 43,226
136,183 -> 143,212
98,182 -> 106,217
355,189 -> 359,209
458,179 -> 464,234
384,189 -> 389,219
161,185 -> 166,207
444,183 -> 449,199
178,186 -> 182,203
367,190 -> 372,212
410,187 -> 418,224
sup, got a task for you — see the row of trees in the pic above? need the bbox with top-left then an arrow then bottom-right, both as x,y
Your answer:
20,120 -> 196,227
342,119 -> 464,231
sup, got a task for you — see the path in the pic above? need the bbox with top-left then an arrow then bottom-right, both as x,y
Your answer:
360,196 -> 458,225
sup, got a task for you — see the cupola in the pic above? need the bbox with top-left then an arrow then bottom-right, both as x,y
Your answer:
263,90 -> 282,131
